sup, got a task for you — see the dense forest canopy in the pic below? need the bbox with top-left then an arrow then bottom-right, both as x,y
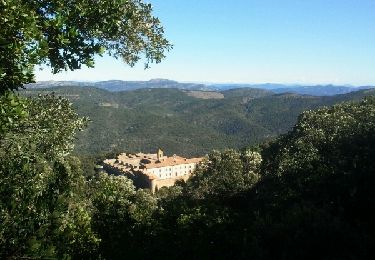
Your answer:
21,85 -> 375,158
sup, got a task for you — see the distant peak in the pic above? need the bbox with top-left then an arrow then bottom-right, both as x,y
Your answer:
148,78 -> 177,83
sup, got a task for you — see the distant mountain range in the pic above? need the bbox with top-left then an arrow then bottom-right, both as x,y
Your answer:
27,79 -> 212,92
26,79 -> 375,96
21,84 -> 375,157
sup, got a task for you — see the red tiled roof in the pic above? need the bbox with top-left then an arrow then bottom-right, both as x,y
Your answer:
145,157 -> 203,169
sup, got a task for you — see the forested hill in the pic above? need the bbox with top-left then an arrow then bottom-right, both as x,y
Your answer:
22,86 -> 375,156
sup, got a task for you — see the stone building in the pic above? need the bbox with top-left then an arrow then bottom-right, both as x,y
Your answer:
103,149 -> 204,192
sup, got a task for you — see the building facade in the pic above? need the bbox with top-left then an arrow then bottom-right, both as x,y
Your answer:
103,149 -> 204,192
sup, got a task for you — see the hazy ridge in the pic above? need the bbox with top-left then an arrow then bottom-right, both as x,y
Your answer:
27,79 -> 375,96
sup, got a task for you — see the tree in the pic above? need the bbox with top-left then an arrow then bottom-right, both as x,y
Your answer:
0,94 -> 98,258
89,173 -> 157,259
0,1 -> 170,257
0,0 -> 172,92
262,96 -> 375,179
250,96 -> 375,259
186,149 -> 262,199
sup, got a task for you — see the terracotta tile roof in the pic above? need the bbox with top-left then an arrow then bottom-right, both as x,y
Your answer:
145,157 -> 203,169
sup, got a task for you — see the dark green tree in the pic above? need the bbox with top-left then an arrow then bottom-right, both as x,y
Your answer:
250,96 -> 375,259
0,94 -> 98,258
0,0 -> 171,92
186,149 -> 262,199
89,172 -> 157,259
0,1 -> 170,257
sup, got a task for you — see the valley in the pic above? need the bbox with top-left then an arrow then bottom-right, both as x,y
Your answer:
22,85 -> 375,157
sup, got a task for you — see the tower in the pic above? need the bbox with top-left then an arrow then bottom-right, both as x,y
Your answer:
157,148 -> 164,161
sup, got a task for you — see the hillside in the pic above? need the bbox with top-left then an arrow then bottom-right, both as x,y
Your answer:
21,86 -> 375,157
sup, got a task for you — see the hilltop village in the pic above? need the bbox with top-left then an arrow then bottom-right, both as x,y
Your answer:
103,149 -> 204,192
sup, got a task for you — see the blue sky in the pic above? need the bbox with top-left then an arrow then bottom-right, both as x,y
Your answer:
36,0 -> 375,85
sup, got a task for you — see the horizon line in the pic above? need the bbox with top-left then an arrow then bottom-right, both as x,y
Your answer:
31,79 -> 375,87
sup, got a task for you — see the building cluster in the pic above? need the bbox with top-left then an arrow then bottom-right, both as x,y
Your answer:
103,149 -> 204,192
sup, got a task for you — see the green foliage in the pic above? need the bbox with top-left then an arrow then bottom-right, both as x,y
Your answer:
186,149 -> 261,199
243,96 -> 375,259
0,92 -> 28,134
0,0 -> 171,92
21,86 -> 374,157
89,173 -> 157,259
262,96 -> 375,178
1,1 -> 172,258
0,94 -> 97,259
